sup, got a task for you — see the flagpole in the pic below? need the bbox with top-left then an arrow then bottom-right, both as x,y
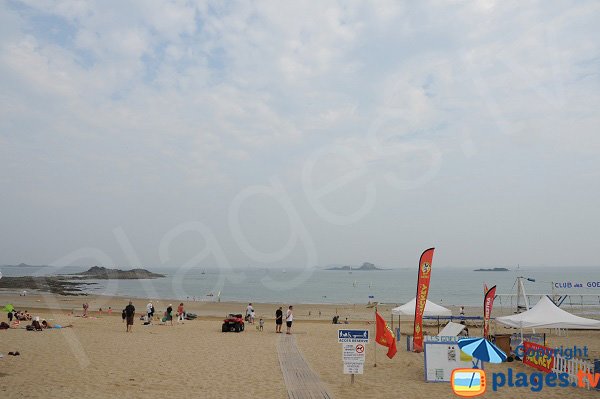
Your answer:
374,305 -> 377,367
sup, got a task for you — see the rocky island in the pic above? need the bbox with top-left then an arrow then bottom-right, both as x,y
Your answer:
473,267 -> 509,272
326,262 -> 384,271
70,266 -> 165,279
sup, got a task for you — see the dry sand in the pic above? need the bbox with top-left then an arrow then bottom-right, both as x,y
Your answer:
1,293 -> 599,398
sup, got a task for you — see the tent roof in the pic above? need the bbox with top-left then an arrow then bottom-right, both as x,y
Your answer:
496,296 -> 600,330
438,321 -> 465,337
391,298 -> 452,317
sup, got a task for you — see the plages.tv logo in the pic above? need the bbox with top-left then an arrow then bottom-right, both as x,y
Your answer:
451,368 -> 486,397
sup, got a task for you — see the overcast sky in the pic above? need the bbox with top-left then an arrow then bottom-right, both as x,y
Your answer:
1,1 -> 599,270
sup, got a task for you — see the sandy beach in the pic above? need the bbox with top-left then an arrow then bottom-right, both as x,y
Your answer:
1,293 -> 599,398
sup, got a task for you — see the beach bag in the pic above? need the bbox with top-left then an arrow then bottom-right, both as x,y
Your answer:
26,325 -> 34,331
0,322 -> 9,329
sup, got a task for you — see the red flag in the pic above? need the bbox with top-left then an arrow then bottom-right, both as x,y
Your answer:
483,285 -> 497,338
413,247 -> 435,352
375,311 -> 397,359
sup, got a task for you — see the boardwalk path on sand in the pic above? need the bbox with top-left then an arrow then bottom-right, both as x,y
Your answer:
277,334 -> 333,399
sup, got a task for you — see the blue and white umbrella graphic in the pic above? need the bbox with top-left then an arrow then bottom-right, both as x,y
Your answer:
458,337 -> 507,364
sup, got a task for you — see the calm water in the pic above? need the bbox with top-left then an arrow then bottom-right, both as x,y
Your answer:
1,265 -> 599,306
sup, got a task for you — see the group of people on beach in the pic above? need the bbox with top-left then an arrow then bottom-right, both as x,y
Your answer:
7,309 -> 31,322
1,308 -> 71,330
121,301 -> 187,331
246,303 -> 294,334
275,305 -> 294,334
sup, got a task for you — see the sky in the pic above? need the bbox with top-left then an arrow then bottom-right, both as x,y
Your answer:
1,1 -> 599,270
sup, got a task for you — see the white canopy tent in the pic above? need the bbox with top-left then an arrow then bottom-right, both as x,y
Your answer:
391,298 -> 452,317
496,295 -> 600,330
390,298 -> 452,336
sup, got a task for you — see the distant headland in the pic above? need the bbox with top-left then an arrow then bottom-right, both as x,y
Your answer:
473,267 -> 509,272
326,262 -> 384,271
1,263 -> 48,268
0,266 -> 165,295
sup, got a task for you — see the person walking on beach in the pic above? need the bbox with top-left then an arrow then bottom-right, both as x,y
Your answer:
177,303 -> 185,324
125,301 -> 135,332
82,302 -> 89,317
246,303 -> 254,324
275,306 -> 283,333
146,301 -> 153,322
286,305 -> 293,335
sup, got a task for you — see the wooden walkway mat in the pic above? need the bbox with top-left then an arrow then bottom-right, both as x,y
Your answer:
277,334 -> 333,399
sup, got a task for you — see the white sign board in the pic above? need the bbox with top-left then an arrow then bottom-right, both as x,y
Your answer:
343,343 -> 366,363
339,330 -> 369,375
424,337 -> 483,382
344,362 -> 364,374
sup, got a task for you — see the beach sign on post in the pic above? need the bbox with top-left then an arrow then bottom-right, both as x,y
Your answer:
339,329 -> 369,383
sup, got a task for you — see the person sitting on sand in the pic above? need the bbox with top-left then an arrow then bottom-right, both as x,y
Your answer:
31,317 -> 43,331
459,321 -> 469,337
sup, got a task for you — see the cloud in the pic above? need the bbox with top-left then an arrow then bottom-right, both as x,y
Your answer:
0,1 -> 599,267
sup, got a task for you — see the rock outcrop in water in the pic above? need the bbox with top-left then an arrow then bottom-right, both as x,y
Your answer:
0,276 -> 93,295
326,262 -> 384,271
72,266 -> 165,279
473,267 -> 509,272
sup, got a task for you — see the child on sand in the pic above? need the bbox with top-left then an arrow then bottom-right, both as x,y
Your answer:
259,318 -> 264,331
177,303 -> 185,324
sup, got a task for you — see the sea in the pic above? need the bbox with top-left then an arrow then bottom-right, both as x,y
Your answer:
1,265 -> 599,307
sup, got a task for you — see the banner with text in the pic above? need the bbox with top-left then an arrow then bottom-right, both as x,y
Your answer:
483,285 -> 497,339
413,247 -> 435,352
523,341 -> 554,373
